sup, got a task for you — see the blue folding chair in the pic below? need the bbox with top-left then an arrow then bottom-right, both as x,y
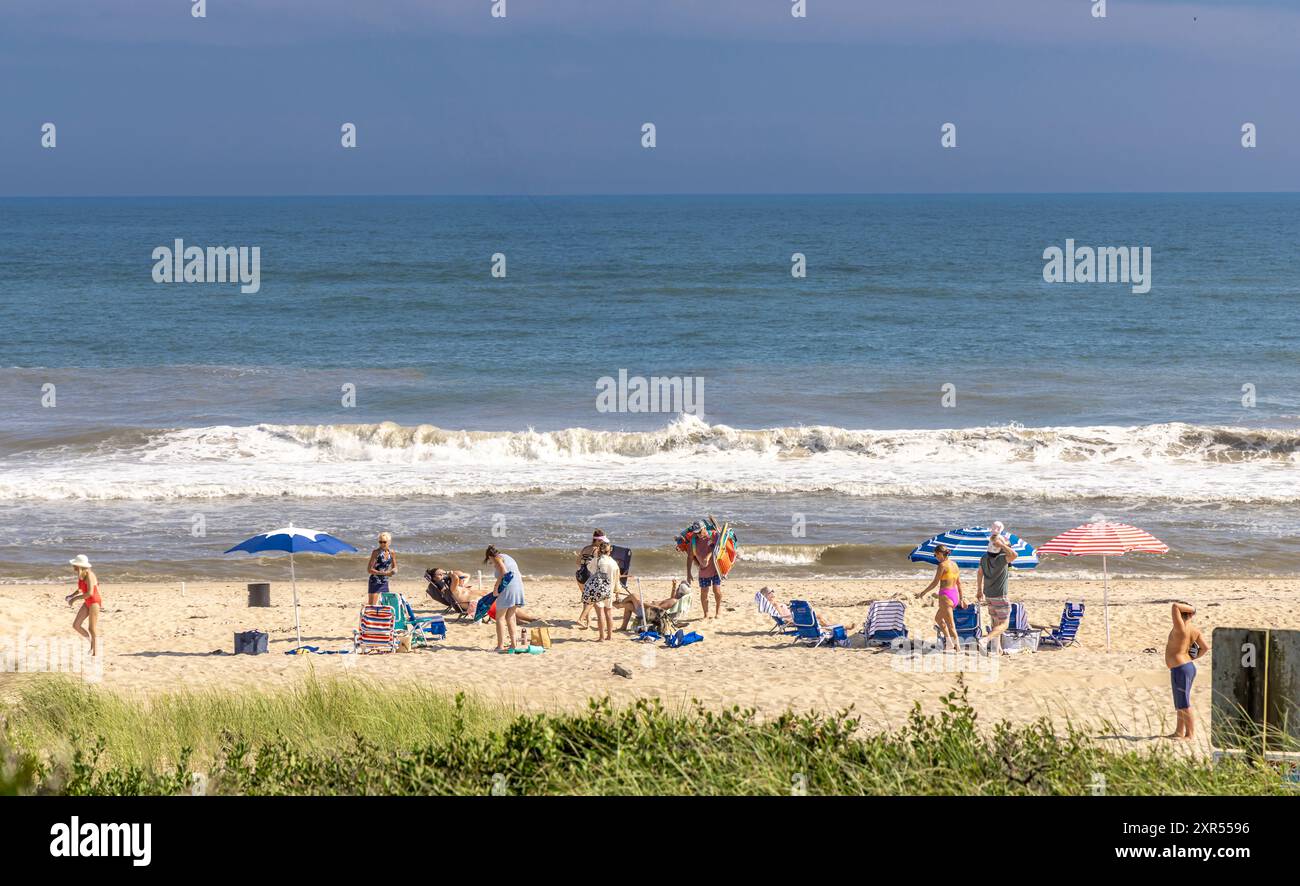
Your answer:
937,603 -> 983,649
789,600 -> 846,648
864,600 -> 908,646
1040,602 -> 1085,647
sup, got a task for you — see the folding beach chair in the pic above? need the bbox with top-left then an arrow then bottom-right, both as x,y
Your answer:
863,600 -> 908,646
788,600 -> 847,648
611,545 -> 632,591
937,604 -> 983,649
664,583 -> 694,621
1039,601 -> 1085,648
1000,602 -> 1041,654
353,604 -> 399,654
423,568 -> 471,619
380,592 -> 446,648
755,590 -> 797,635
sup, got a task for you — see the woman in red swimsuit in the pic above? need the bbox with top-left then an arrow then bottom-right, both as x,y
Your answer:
66,554 -> 102,655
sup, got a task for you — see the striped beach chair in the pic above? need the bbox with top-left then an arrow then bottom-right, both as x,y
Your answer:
789,600 -> 846,648
937,604 -> 983,649
353,604 -> 399,654
863,600 -> 908,646
755,590 -> 796,635
1039,602 -> 1085,648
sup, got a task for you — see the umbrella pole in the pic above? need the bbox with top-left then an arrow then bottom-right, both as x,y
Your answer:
290,550 -> 302,648
1103,555 -> 1111,653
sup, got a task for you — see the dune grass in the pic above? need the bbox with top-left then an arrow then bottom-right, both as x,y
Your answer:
1,675 -> 1295,795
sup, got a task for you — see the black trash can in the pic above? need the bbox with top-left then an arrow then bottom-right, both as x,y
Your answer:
247,582 -> 271,607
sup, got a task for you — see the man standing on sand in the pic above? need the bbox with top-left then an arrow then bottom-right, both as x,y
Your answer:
1166,602 -> 1208,740
686,528 -> 722,619
976,522 -> 1017,654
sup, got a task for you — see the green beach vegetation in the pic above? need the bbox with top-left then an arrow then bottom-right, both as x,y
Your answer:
1,675 -> 1292,796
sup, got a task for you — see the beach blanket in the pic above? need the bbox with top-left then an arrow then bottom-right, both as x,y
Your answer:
284,645 -> 351,655
663,629 -> 703,649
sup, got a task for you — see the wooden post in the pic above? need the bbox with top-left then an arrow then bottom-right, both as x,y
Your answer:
1212,628 -> 1300,753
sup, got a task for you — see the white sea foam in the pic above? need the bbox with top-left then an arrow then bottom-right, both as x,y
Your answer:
2,416 -> 1298,503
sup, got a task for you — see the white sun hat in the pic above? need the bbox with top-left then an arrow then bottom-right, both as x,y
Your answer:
69,555 -> 93,569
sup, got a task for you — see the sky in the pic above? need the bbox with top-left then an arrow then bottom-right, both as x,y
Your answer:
1,0 -> 1297,196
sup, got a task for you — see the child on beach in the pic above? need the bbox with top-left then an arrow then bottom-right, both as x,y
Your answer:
65,555 -> 102,656
916,544 -> 962,649
1166,602 -> 1209,740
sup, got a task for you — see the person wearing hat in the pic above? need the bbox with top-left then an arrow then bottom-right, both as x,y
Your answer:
66,555 -> 103,655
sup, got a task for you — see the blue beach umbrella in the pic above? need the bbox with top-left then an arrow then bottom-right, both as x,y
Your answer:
909,526 -> 1039,570
225,525 -> 359,646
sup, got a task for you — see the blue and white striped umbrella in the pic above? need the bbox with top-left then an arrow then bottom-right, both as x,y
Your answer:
909,526 -> 1038,569
225,525 -> 359,647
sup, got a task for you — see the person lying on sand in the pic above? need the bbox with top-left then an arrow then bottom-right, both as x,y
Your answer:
1165,602 -> 1209,740
761,586 -> 854,632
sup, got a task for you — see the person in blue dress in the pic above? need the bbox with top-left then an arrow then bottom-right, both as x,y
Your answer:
485,544 -> 526,652
367,532 -> 397,605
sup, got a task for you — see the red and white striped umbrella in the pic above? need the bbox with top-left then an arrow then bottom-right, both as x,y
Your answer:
1038,522 -> 1169,557
1038,521 -> 1169,651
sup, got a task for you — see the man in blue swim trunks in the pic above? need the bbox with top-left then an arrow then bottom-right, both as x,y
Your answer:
1165,602 -> 1209,740
686,529 -> 723,619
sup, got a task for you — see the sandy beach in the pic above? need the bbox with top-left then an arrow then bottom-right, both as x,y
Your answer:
4,575 -> 1290,753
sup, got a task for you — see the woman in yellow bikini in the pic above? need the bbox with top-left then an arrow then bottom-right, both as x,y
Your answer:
916,544 -> 962,649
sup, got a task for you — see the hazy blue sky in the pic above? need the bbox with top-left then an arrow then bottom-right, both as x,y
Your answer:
1,0 -> 1296,195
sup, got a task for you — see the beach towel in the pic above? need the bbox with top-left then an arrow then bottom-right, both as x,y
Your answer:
664,629 -> 703,649
473,592 -> 496,622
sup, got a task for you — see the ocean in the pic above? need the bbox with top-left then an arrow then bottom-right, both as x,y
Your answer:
1,194 -> 1297,582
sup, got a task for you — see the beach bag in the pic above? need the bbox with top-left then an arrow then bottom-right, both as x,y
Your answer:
530,626 -> 552,649
582,569 -> 612,603
234,630 -> 268,655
